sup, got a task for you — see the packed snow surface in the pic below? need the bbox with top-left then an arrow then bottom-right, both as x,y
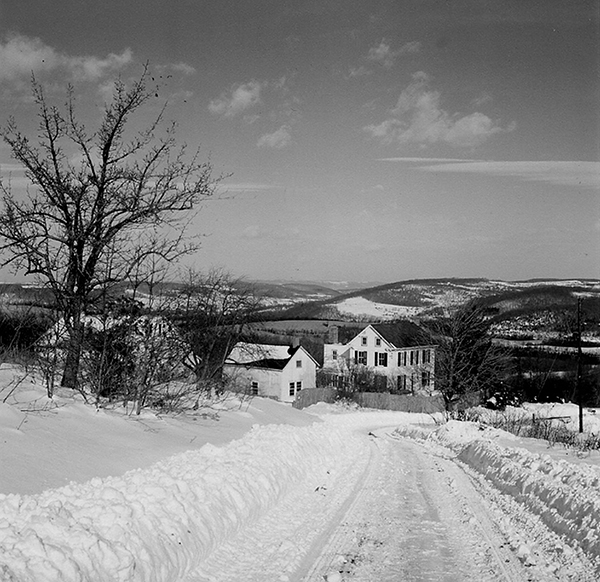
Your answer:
2,366 -> 600,580
0,424 -> 364,581
395,418 -> 600,575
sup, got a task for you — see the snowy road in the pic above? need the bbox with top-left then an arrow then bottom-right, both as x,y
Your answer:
186,425 -> 596,582
302,430 -> 531,582
3,405 -> 599,581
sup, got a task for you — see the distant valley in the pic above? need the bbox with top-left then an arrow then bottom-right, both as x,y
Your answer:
2,277 -> 599,345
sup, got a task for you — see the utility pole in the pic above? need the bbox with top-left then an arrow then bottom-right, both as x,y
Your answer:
577,297 -> 584,433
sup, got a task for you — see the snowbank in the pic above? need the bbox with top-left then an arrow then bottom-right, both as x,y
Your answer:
458,439 -> 600,556
0,364 -> 317,495
0,423 -> 365,582
395,420 -> 600,562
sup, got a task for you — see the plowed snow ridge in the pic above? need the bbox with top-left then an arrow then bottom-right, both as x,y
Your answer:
0,424 -> 365,582
396,420 -> 600,570
2,412 -> 600,580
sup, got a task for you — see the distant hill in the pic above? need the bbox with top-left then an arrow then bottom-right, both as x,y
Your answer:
0,284 -> 54,309
258,278 -> 600,338
2,277 -> 598,341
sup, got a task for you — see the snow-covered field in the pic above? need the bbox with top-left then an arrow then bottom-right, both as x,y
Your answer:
1,364 -> 600,580
335,296 -> 421,320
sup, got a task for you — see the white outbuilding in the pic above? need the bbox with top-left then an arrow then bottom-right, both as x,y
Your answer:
223,342 -> 318,403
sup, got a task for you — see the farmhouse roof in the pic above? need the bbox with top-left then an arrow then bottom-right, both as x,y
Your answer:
371,321 -> 425,348
331,321 -> 427,348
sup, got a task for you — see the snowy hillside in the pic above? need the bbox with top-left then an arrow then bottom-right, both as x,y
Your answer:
260,278 -> 600,326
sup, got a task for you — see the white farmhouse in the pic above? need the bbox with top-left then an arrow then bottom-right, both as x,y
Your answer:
223,342 -> 318,403
37,314 -> 192,376
323,323 -> 436,394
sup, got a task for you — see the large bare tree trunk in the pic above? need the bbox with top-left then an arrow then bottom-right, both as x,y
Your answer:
61,319 -> 84,389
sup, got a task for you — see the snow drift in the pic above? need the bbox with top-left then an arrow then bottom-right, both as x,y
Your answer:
458,439 -> 600,556
395,420 -> 600,563
0,423 -> 364,582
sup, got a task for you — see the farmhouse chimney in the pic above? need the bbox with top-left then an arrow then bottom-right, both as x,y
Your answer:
328,325 -> 339,344
291,337 -> 300,348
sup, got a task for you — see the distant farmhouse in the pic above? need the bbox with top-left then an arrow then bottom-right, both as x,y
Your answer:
223,342 -> 318,403
323,323 -> 436,394
38,314 -> 191,379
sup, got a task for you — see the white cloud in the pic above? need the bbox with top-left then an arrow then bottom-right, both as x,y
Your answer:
66,49 -> 133,81
0,34 -> 58,80
367,40 -> 396,68
209,80 -> 263,117
273,76 -> 288,91
444,112 -> 506,147
97,79 -> 116,102
399,41 -> 422,55
365,71 -> 511,147
257,125 -> 292,149
218,182 -> 279,193
171,62 -> 196,76
380,158 -> 600,188
0,34 -> 132,82
418,160 -> 600,188
349,40 -> 421,78
348,66 -> 371,78
367,40 -> 421,69
241,224 -> 301,241
379,157 -> 476,162
471,91 -> 493,107
243,113 -> 261,125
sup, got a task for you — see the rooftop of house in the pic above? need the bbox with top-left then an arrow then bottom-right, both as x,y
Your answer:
331,321 -> 428,348
371,322 -> 427,348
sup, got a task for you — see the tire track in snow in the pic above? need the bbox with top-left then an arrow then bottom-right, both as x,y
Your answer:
423,445 -> 532,582
183,430 -> 375,582
304,429 -> 544,582
296,433 -> 381,582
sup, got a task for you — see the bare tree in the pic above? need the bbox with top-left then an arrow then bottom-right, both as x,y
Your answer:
0,70 -> 218,391
424,302 -> 512,410
174,268 -> 264,392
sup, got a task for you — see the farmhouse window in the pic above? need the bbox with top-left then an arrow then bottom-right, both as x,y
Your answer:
410,351 -> 414,365
423,349 -> 431,363
355,351 -> 367,365
296,360 -> 302,368
251,381 -> 259,395
375,352 -> 388,367
397,375 -> 408,392
289,382 -> 295,396
375,338 -> 381,347
399,351 -> 407,366
361,336 -> 367,346
332,350 -> 338,360
421,371 -> 431,388
415,350 -> 419,365
296,381 -> 302,391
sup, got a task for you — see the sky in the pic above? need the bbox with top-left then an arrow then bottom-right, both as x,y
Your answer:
0,0 -> 598,284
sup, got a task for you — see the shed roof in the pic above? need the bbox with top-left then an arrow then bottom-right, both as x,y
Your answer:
226,343 -> 297,364
226,342 -> 319,371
